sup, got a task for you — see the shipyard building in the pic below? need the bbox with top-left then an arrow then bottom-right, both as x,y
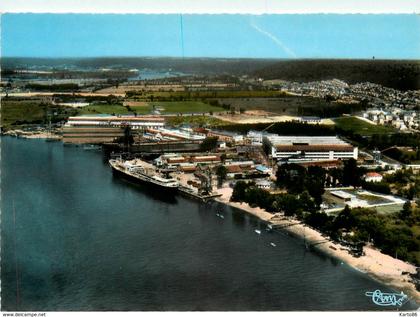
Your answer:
63,116 -> 165,144
263,135 -> 358,162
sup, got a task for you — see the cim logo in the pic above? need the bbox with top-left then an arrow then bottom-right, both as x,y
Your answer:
365,289 -> 409,307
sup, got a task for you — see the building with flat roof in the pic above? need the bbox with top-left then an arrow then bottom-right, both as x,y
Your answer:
66,115 -> 165,129
263,135 -> 357,162
63,115 -> 165,144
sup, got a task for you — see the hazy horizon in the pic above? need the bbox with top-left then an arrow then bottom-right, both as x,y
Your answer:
2,56 -> 420,61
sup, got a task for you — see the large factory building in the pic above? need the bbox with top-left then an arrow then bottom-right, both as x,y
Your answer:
263,135 -> 358,162
62,115 -> 165,144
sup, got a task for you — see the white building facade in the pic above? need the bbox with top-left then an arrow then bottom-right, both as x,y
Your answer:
263,136 -> 358,162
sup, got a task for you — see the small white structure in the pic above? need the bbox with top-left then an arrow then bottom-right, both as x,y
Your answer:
331,190 -> 355,202
255,180 -> 273,189
363,172 -> 383,183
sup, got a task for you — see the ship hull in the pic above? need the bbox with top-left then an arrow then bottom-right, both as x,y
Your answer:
110,163 -> 179,195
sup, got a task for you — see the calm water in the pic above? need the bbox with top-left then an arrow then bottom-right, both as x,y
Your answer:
1,137 -> 418,311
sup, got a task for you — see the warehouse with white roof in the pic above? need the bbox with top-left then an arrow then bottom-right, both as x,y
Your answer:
263,135 -> 358,162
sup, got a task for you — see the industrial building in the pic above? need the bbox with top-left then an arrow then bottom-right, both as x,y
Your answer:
263,135 -> 358,162
144,127 -> 206,141
65,115 -> 165,129
62,115 -> 165,144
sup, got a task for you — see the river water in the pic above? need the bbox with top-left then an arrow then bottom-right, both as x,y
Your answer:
1,137 -> 418,311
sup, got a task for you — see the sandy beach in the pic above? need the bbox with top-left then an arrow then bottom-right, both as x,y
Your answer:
215,186 -> 420,304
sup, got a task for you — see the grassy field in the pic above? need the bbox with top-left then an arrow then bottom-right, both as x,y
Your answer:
217,96 -> 329,115
79,101 -> 224,115
78,104 -> 134,115
150,101 -> 224,114
166,115 -> 227,127
127,90 -> 289,100
334,116 -> 397,136
1,101 -> 45,128
1,100 -> 78,129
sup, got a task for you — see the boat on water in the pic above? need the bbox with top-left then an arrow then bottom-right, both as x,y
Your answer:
270,242 -> 277,247
83,144 -> 102,151
254,229 -> 261,235
109,158 -> 179,194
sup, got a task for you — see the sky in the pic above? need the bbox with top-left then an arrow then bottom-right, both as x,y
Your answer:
2,13 -> 420,59
1,0 -> 419,14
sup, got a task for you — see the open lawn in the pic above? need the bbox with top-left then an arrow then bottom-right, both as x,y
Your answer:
78,104 -> 135,115
150,101 -> 224,114
127,90 -> 289,100
334,116 -> 397,136
1,100 -> 78,129
77,101 -> 224,116
1,101 -> 45,128
166,115 -> 227,127
217,96 -> 329,115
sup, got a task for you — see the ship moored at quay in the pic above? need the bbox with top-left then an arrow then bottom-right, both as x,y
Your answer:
109,158 -> 179,194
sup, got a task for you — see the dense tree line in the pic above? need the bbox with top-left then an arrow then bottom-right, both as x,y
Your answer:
230,180 -> 420,265
381,147 -> 420,164
253,59 -> 420,91
384,169 -> 420,200
335,127 -> 420,152
25,83 -> 80,91
361,181 -> 391,195
275,164 -> 326,206
297,100 -> 369,118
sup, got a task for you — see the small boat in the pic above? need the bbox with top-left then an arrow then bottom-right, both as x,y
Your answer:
254,229 -> 261,235
219,215 -> 225,219
270,242 -> 276,247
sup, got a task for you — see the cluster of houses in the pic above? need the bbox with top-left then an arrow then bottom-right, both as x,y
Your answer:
362,108 -> 418,131
261,79 -> 420,111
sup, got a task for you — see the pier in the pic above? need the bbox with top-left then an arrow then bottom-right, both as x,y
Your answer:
178,186 -> 222,202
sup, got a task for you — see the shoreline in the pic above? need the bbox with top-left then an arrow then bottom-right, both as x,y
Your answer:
2,129 -> 61,140
4,134 -> 418,304
215,186 -> 420,304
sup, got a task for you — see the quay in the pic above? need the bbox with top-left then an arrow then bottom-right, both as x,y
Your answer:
178,185 -> 222,202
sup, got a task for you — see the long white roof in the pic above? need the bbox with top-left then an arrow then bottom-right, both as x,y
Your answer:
265,135 -> 349,146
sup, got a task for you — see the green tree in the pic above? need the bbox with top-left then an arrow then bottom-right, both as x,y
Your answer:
199,137 -> 218,152
215,165 -> 228,187
273,194 -> 300,216
276,163 -> 306,193
399,201 -> 412,220
230,181 -> 251,202
343,159 -> 362,187
332,205 -> 356,231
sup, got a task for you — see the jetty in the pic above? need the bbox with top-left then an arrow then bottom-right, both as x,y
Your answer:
178,186 -> 222,202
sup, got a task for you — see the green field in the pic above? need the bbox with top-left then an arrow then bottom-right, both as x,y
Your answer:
78,104 -> 134,115
127,90 -> 288,100
1,100 -> 78,129
334,116 -> 397,136
1,101 -> 45,128
150,101 -> 224,114
79,101 -> 224,116
166,115 -> 227,127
